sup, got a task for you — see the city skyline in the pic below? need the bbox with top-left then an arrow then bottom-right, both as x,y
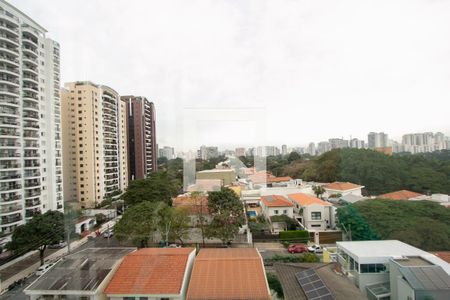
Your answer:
11,0 -> 450,148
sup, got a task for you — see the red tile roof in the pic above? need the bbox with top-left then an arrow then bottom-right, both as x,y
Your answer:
261,195 -> 294,207
186,248 -> 271,300
378,190 -> 423,200
324,182 -> 363,191
431,252 -> 450,264
104,248 -> 194,295
267,176 -> 293,183
288,193 -> 331,207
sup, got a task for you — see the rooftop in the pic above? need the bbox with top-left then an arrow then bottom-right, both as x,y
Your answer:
261,195 -> 294,208
399,265 -> 450,290
378,190 -> 423,200
104,248 -> 195,296
25,248 -> 135,294
186,248 -> 271,300
173,194 -> 209,214
197,169 -> 235,173
393,256 -> 433,267
431,252 -> 450,264
287,193 -> 332,207
267,176 -> 293,183
337,240 -> 450,274
274,263 -> 366,300
323,182 -> 363,191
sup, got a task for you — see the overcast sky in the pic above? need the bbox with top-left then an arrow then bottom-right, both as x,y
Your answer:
14,0 -> 450,150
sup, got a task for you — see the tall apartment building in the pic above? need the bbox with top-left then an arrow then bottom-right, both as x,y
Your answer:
317,141 -> 331,155
306,142 -> 316,156
367,132 -> 389,149
61,82 -> 128,209
159,146 -> 175,160
401,132 -> 448,153
350,138 -> 365,149
199,145 -> 219,160
329,138 -> 349,149
122,96 -> 157,180
0,1 -> 63,235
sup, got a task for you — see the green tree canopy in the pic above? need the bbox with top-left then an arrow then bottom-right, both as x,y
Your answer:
7,210 -> 65,265
206,187 -> 245,244
122,171 -> 181,206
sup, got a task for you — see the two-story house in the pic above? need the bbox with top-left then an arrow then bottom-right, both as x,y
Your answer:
287,193 -> 334,230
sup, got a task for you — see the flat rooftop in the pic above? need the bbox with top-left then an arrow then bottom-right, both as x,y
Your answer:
337,241 -> 450,274
25,248 -> 135,294
394,256 -> 434,267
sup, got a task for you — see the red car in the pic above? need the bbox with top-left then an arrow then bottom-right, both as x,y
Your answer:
288,244 -> 308,253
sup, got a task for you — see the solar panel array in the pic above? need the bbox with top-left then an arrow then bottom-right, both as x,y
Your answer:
295,269 -> 335,300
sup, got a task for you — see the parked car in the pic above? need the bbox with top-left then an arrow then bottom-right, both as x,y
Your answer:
288,244 -> 308,253
308,244 -> 323,253
36,263 -> 55,276
103,230 -> 114,238
49,241 -> 67,249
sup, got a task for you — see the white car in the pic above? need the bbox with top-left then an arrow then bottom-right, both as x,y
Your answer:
103,230 -> 114,238
36,263 -> 55,276
307,244 -> 323,253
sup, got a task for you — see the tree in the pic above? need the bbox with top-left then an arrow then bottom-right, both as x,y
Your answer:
122,171 -> 181,207
312,185 -> 326,199
205,187 -> 245,244
336,204 -> 379,241
169,207 -> 191,244
115,201 -> 159,247
287,151 -> 301,163
191,192 -> 208,246
7,211 -> 64,266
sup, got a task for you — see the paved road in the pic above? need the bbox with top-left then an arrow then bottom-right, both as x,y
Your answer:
0,275 -> 36,300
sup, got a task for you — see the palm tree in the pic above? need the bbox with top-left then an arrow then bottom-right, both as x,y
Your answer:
313,185 -> 326,199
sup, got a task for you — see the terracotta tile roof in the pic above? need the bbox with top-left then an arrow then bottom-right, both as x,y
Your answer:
261,195 -> 294,207
173,194 -> 209,214
104,248 -> 194,295
431,252 -> 450,264
287,193 -> 332,207
186,248 -> 271,300
248,171 -> 274,184
378,190 -> 424,200
267,176 -> 293,183
323,182 -> 363,191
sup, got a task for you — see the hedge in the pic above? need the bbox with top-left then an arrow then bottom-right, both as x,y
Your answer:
279,230 -> 309,241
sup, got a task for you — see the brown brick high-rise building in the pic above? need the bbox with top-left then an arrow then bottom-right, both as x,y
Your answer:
122,96 -> 157,180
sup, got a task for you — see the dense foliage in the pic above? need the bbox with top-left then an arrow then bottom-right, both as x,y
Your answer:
337,200 -> 450,251
122,171 -> 181,206
7,211 -> 65,265
264,253 -> 320,265
205,187 -> 245,244
244,149 -> 450,195
266,273 -> 284,298
279,230 -> 310,242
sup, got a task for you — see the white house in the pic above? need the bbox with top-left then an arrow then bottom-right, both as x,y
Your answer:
260,195 -> 294,218
336,240 -> 450,296
323,182 -> 364,198
287,193 -> 334,231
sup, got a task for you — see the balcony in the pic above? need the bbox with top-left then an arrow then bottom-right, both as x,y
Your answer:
24,180 -> 40,188
0,162 -> 20,169
0,64 -> 18,75
0,193 -> 20,202
0,183 -> 21,191
0,43 -> 18,57
1,213 -> 22,224
0,106 -> 18,116
24,170 -> 40,178
0,21 -> 19,37
0,33 -> 18,47
22,45 -> 38,57
24,160 -> 40,168
23,130 -> 39,139
0,204 -> 22,214
22,34 -> 37,46
23,121 -> 39,129
22,55 -> 37,66
24,150 -> 39,157
0,150 -> 19,158
0,117 -> 19,127
24,141 -> 38,148
23,111 -> 39,120
0,172 -> 20,181
0,128 -> 19,137
25,209 -> 41,218
0,86 -> 18,96
0,96 -> 19,106
23,74 -> 38,84
25,199 -> 40,207
0,140 -> 20,148
24,189 -> 40,198
0,54 -> 18,66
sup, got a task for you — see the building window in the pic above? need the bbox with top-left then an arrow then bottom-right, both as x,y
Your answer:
283,210 -> 287,214
360,264 -> 386,273
274,210 -> 279,215
311,212 -> 321,220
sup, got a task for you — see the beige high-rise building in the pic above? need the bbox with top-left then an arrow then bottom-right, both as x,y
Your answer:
61,82 -> 128,208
